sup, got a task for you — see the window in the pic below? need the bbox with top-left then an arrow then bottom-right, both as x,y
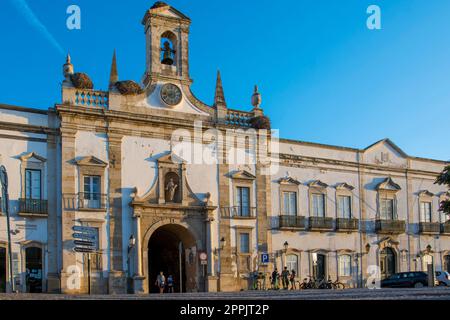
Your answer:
83,176 -> 101,209
338,196 -> 352,219
380,199 -> 395,220
312,194 -> 325,217
422,254 -> 433,272
286,255 -> 298,275
283,192 -> 297,216
25,169 -> 41,200
239,233 -> 250,254
236,187 -> 250,217
338,255 -> 352,277
420,202 -> 432,223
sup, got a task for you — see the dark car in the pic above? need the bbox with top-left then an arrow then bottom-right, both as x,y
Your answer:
381,272 -> 428,288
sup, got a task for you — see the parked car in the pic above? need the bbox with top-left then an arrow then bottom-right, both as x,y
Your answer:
381,272 -> 428,288
435,271 -> 450,286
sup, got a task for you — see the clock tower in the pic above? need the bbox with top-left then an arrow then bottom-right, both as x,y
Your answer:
142,2 -> 192,87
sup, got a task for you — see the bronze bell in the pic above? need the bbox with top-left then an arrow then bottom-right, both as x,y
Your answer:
161,41 -> 174,65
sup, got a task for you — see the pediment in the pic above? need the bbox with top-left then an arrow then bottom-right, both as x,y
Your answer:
20,152 -> 46,163
376,177 -> 401,191
418,190 -> 434,198
75,156 -> 107,167
278,177 -> 301,185
363,139 -> 408,167
229,170 -> 256,180
308,180 -> 328,189
335,183 -> 355,191
143,2 -> 191,23
157,152 -> 186,165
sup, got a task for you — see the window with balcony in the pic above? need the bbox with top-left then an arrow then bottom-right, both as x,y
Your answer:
239,232 -> 250,254
286,254 -> 299,275
312,194 -> 325,217
338,195 -> 352,219
338,255 -> 352,277
420,202 -> 432,223
83,176 -> 101,209
236,186 -> 250,217
380,199 -> 395,220
25,169 -> 41,200
283,192 -> 297,216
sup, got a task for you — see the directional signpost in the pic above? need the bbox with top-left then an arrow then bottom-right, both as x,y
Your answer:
72,226 -> 98,295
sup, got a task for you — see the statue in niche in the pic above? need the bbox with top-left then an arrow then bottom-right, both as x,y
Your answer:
165,178 -> 178,202
161,41 -> 176,65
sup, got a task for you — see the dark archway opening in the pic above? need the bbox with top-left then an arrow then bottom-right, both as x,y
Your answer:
148,225 -> 189,293
25,247 -> 42,293
380,247 -> 396,279
445,255 -> 450,273
0,248 -> 6,293
313,254 -> 326,281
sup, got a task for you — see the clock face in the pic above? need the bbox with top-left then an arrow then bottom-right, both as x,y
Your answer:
160,83 -> 182,106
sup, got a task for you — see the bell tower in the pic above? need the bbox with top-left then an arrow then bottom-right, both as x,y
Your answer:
142,2 -> 192,86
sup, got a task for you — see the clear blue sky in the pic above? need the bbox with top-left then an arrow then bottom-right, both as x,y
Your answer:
0,0 -> 449,161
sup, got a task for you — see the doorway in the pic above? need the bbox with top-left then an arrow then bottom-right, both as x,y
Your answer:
444,255 -> 450,273
380,247 -> 396,279
0,247 -> 6,293
25,247 -> 42,293
148,224 -> 198,293
313,254 -> 326,281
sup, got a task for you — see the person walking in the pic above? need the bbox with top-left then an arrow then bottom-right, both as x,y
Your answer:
271,268 -> 279,290
281,267 -> 290,290
167,275 -> 174,293
290,270 -> 297,290
155,271 -> 166,294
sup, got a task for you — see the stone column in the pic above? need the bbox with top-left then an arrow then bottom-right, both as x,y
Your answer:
132,209 -> 145,294
205,214 -> 218,292
107,133 -> 126,294
46,130 -> 60,293
59,128 -> 78,293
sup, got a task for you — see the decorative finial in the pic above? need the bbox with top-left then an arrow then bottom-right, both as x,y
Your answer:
63,52 -> 74,80
251,84 -> 262,109
109,49 -> 119,89
214,70 -> 227,108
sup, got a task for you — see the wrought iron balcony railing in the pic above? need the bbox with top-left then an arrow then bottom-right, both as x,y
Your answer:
441,222 -> 450,235
278,215 -> 306,230
220,206 -> 256,219
63,193 -> 107,211
419,222 -> 441,234
19,199 -> 48,216
336,218 -> 359,232
308,216 -> 334,231
375,219 -> 406,234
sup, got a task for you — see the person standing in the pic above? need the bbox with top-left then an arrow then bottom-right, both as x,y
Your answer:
167,275 -> 174,293
282,267 -> 290,290
155,271 -> 166,294
290,270 -> 297,290
271,268 -> 279,290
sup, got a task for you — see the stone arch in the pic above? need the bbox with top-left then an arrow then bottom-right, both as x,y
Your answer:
160,30 -> 178,66
141,218 -> 203,293
20,241 -> 45,293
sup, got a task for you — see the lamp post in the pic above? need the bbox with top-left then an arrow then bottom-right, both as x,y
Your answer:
0,166 -> 14,293
283,241 -> 289,267
127,235 -> 136,293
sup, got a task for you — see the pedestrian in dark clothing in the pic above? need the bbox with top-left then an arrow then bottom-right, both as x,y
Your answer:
290,270 -> 297,290
167,275 -> 174,293
282,267 -> 290,290
271,268 -> 279,290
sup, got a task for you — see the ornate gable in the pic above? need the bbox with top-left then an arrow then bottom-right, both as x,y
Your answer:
20,152 -> 46,163
278,177 -> 301,185
376,177 -> 401,191
418,190 -> 434,198
335,183 -> 355,191
308,180 -> 328,189
229,170 -> 256,181
75,156 -> 108,167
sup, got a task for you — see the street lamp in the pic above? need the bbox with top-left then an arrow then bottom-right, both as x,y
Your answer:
127,235 -> 136,294
220,237 -> 226,251
283,241 -> 289,253
0,166 -> 14,293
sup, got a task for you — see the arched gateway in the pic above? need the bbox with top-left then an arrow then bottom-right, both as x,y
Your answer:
130,152 -> 216,294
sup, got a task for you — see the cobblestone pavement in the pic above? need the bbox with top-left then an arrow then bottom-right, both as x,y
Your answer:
1,287 -> 450,300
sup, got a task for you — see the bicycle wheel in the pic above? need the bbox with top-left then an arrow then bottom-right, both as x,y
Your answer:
335,282 -> 345,290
